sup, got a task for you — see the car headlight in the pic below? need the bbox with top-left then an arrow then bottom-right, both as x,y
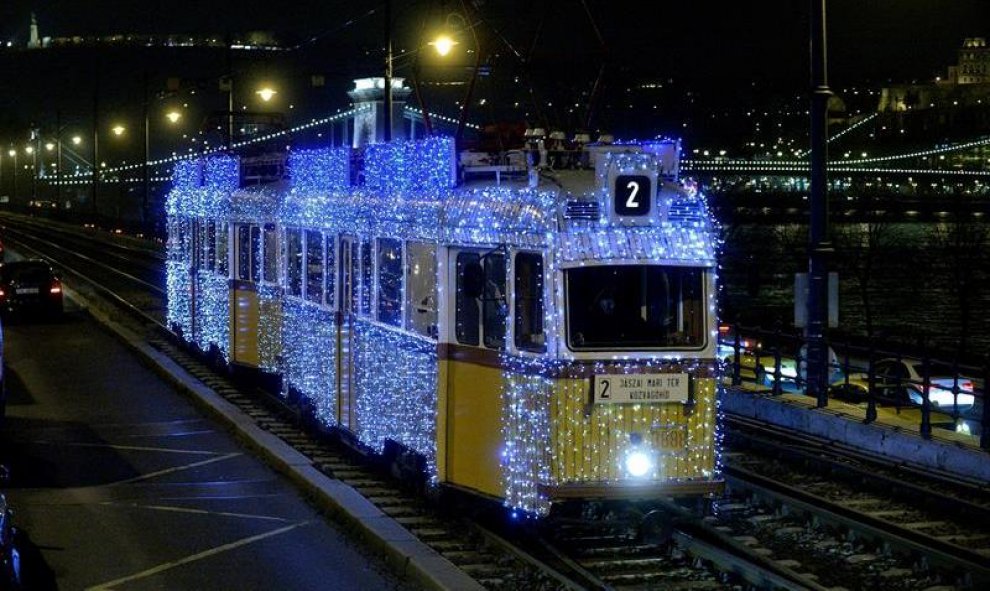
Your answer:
624,450 -> 652,478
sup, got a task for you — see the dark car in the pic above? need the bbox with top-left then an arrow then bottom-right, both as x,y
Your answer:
0,261 -> 63,318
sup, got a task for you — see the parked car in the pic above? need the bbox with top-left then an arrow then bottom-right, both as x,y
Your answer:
0,261 -> 63,318
717,327 -> 800,389
867,358 -> 977,411
830,363 -> 981,435
0,467 -> 20,590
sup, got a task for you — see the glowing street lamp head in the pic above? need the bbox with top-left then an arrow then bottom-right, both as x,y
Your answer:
430,35 -> 457,56
166,111 -> 182,124
71,135 -> 82,145
45,142 -> 55,151
7,149 -> 15,158
255,87 -> 277,102
112,125 -> 126,136
24,146 -> 34,155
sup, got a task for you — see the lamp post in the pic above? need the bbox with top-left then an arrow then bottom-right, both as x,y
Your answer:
384,0 -> 393,141
7,149 -> 17,202
25,144 -> 37,202
806,0 -> 833,407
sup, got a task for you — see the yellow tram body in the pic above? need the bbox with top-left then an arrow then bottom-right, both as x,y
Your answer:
167,137 -> 722,515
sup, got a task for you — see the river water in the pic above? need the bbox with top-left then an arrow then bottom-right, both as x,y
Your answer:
719,220 -> 990,359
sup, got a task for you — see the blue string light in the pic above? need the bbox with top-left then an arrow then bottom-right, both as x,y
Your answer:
167,134 -> 722,516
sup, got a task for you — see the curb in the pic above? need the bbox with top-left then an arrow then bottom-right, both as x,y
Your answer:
722,389 -> 990,483
64,287 -> 484,591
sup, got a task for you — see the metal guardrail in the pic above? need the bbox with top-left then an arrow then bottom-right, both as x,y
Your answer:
719,324 -> 989,451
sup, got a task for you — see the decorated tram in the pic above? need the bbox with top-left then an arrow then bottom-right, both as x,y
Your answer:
166,135 -> 722,515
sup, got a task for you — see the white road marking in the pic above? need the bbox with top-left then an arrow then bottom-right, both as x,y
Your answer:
84,521 -> 311,591
100,502 -> 291,522
107,452 -> 242,486
33,441 -> 222,455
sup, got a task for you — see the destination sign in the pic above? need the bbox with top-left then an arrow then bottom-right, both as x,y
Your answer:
592,373 -> 690,404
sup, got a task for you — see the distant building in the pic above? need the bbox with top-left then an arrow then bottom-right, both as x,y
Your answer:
879,37 -> 990,113
876,37 -> 990,140
948,37 -> 990,85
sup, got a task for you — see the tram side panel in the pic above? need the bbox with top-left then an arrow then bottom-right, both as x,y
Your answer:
440,247 -> 538,501
228,222 -> 282,373
193,219 -> 230,359
345,237 -> 439,471
281,229 -> 337,424
166,215 -> 193,339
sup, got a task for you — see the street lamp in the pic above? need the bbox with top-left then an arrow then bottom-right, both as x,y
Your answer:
429,35 -> 458,57
71,135 -> 82,146
112,124 -> 126,136
7,149 -> 17,200
255,87 -> 277,102
166,111 -> 182,124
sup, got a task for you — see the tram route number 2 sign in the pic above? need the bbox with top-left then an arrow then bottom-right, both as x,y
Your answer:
592,373 -> 690,404
613,174 -> 652,216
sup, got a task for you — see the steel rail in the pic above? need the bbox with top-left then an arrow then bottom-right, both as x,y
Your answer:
725,413 -> 990,503
724,465 -> 990,583
2,233 -> 165,329
2,225 -> 165,297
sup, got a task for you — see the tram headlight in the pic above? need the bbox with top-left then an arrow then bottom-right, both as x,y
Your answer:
624,450 -> 652,478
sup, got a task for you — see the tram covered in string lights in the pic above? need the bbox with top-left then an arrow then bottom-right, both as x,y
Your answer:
166,135 -> 722,515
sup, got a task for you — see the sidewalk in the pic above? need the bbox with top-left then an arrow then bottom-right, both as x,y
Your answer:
721,387 -> 990,484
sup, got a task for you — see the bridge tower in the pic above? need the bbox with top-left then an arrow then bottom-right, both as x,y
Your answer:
347,77 -> 412,148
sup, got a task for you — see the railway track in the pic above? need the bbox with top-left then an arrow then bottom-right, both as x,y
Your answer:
5,213 -> 989,590
722,416 -> 990,589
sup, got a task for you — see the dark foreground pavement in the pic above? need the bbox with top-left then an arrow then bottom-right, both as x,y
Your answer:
0,302 -> 411,590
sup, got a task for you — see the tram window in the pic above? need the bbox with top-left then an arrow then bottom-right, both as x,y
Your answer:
377,238 -> 403,327
306,230 -> 323,305
263,224 -> 278,282
483,253 -> 507,349
286,228 -> 303,297
514,253 -> 546,353
217,222 -> 228,276
360,239 -> 373,316
406,242 -> 437,338
455,252 -> 481,346
205,221 -> 217,272
565,265 -> 704,350
236,225 -> 251,281
324,234 -> 336,308
250,226 -> 262,282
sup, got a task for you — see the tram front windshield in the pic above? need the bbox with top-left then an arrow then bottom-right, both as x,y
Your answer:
566,265 -> 705,350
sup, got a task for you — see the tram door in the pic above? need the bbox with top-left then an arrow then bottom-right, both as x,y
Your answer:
337,237 -> 358,431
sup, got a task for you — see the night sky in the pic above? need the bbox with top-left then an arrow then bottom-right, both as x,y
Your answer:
1,1 -> 988,145
3,1 -> 987,84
